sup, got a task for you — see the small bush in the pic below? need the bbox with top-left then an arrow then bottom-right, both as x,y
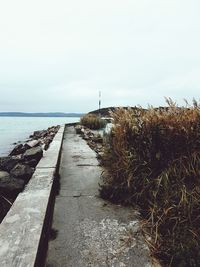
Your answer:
100,99 -> 200,266
80,114 -> 106,130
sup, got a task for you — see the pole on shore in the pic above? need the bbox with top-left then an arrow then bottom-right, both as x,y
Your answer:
99,91 -> 101,117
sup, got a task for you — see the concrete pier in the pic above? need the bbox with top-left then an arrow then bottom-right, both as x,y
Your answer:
46,126 -> 153,267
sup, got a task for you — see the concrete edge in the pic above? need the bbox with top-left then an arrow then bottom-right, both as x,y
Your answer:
0,125 -> 66,267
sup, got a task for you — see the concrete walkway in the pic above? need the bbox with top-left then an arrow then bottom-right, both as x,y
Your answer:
46,126 -> 153,267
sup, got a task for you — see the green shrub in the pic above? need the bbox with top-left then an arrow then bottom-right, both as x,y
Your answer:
80,114 -> 106,130
100,99 -> 200,266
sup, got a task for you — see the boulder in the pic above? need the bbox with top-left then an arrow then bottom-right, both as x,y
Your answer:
75,125 -> 83,134
44,136 -> 53,150
0,171 -> 24,195
0,156 -> 22,172
23,146 -> 43,161
83,134 -> 90,141
44,143 -> 49,151
96,144 -> 103,151
0,171 -> 9,180
25,140 -> 40,149
9,144 -> 26,156
10,163 -> 34,181
48,125 -> 59,134
97,152 -> 104,160
32,130 -> 48,139
25,159 -> 38,168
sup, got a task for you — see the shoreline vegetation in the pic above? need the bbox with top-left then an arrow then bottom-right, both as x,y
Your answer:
80,113 -> 106,130
0,125 -> 60,223
79,99 -> 200,267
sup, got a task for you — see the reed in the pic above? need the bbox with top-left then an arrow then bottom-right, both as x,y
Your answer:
100,99 -> 200,266
80,114 -> 106,130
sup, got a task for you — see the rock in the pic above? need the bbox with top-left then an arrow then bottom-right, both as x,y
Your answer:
0,156 -> 22,172
9,144 -> 26,156
0,171 -> 24,195
45,136 -> 53,143
23,146 -> 43,161
92,134 -> 103,143
83,134 -> 90,141
96,144 -> 103,151
75,125 -> 83,134
97,152 -> 104,160
32,130 -> 48,139
10,164 -> 34,181
48,125 -> 60,134
25,140 -> 40,149
25,159 -> 38,168
44,144 -> 49,151
0,171 -> 10,180
44,137 -> 53,150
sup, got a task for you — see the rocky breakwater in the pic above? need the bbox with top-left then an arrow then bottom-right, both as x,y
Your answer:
0,125 -> 60,222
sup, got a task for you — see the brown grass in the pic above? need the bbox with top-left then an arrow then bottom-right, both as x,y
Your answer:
80,114 -> 106,130
100,99 -> 200,266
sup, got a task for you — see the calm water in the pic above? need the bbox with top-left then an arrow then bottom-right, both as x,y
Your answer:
0,117 -> 80,156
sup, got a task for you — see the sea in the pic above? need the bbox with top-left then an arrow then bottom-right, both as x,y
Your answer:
0,117 -> 80,156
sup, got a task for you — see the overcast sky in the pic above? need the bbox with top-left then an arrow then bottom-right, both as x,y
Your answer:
0,0 -> 199,112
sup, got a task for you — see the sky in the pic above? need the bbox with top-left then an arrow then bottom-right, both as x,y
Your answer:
0,0 -> 199,113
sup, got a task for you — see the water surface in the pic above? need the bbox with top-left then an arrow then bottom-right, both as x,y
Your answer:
0,117 -> 80,156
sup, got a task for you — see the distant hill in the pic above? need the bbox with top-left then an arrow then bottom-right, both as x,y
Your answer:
89,107 -> 117,117
89,107 -> 139,117
0,112 -> 84,117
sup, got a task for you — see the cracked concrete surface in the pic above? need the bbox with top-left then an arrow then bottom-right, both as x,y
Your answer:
76,218 -> 151,267
46,126 -> 154,267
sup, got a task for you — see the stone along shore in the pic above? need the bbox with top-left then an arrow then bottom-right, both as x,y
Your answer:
0,125 -> 60,222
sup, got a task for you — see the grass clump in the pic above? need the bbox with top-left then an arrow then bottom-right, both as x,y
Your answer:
100,99 -> 200,266
80,114 -> 106,130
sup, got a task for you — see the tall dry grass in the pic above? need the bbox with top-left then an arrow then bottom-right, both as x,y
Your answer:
80,114 -> 106,130
100,99 -> 200,266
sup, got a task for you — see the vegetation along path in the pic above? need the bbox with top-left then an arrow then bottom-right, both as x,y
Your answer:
46,126 -> 154,267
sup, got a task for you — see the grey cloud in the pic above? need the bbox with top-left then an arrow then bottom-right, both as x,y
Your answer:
0,0 -> 199,112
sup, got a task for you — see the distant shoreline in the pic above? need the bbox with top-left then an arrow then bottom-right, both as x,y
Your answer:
0,112 -> 84,117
